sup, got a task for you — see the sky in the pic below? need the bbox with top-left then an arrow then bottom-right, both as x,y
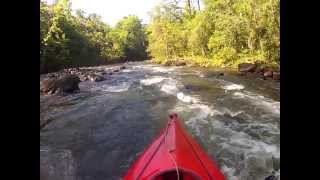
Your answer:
45,0 -> 162,26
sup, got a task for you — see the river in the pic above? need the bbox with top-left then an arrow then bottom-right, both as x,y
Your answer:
40,61 -> 280,180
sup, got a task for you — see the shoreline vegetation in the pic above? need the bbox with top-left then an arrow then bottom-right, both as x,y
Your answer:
41,0 -> 279,74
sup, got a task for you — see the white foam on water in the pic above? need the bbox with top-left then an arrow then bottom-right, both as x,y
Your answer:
171,101 -> 216,136
176,92 -> 199,103
222,84 -> 245,91
132,65 -> 175,73
216,107 -> 245,117
211,120 -> 280,159
140,76 -> 167,86
159,78 -> 201,104
122,69 -> 134,73
164,80 -> 279,179
221,165 -> 239,180
151,66 -> 175,73
183,104 -> 215,135
100,82 -> 132,92
160,79 -> 179,95
230,133 -> 280,158
233,91 -> 280,115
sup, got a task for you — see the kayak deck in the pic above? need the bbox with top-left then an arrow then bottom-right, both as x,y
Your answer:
123,113 -> 225,180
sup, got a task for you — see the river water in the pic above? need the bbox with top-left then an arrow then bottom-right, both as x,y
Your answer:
40,61 -> 280,180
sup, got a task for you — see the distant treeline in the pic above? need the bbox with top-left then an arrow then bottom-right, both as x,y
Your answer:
40,0 -> 147,73
147,0 -> 280,68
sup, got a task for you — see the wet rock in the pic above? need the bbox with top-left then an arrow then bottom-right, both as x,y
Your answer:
40,149 -> 76,180
164,60 -> 186,66
272,72 -> 280,80
79,75 -> 88,82
120,65 -> 126,69
238,63 -> 257,73
47,73 -> 56,78
113,69 -> 119,73
94,72 -> 105,77
40,78 -> 57,94
255,67 -> 265,74
175,61 -> 186,66
88,74 -> 105,82
56,75 -> 80,93
264,70 -> 273,78
218,72 -> 224,76
40,75 -> 80,94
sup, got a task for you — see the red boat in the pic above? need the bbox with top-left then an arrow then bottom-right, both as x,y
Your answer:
123,113 -> 225,180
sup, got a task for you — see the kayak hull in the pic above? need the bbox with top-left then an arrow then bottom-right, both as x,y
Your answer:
123,113 -> 225,180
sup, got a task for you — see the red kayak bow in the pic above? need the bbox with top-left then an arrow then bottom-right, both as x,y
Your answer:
123,113 -> 225,180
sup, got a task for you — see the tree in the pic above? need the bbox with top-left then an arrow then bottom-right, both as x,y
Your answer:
112,15 -> 147,59
148,0 -> 280,67
40,0 -> 148,73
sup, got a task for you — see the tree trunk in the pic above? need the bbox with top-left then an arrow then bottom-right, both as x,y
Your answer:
197,0 -> 200,11
187,0 -> 192,15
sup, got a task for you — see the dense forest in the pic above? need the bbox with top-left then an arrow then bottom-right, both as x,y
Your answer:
40,0 -> 279,73
148,0 -> 280,68
40,0 -> 147,73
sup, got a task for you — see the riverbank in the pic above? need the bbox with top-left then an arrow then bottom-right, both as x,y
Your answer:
151,58 -> 280,81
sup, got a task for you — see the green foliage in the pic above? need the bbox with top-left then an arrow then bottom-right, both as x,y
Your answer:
40,0 -> 147,73
147,0 -> 280,68
111,15 -> 148,59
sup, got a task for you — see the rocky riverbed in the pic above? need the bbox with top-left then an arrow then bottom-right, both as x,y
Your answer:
40,61 -> 280,180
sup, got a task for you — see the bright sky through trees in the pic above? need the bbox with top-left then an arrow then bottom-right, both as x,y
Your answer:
44,0 -> 162,26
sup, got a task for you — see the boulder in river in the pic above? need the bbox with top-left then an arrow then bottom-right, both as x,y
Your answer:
255,67 -> 265,74
40,78 -> 57,94
238,63 -> 257,73
164,60 -> 186,66
174,61 -> 187,66
263,70 -> 273,78
79,75 -> 88,82
238,72 -> 246,76
40,75 -> 80,94
272,72 -> 280,80
56,75 -> 80,93
217,72 -> 224,77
